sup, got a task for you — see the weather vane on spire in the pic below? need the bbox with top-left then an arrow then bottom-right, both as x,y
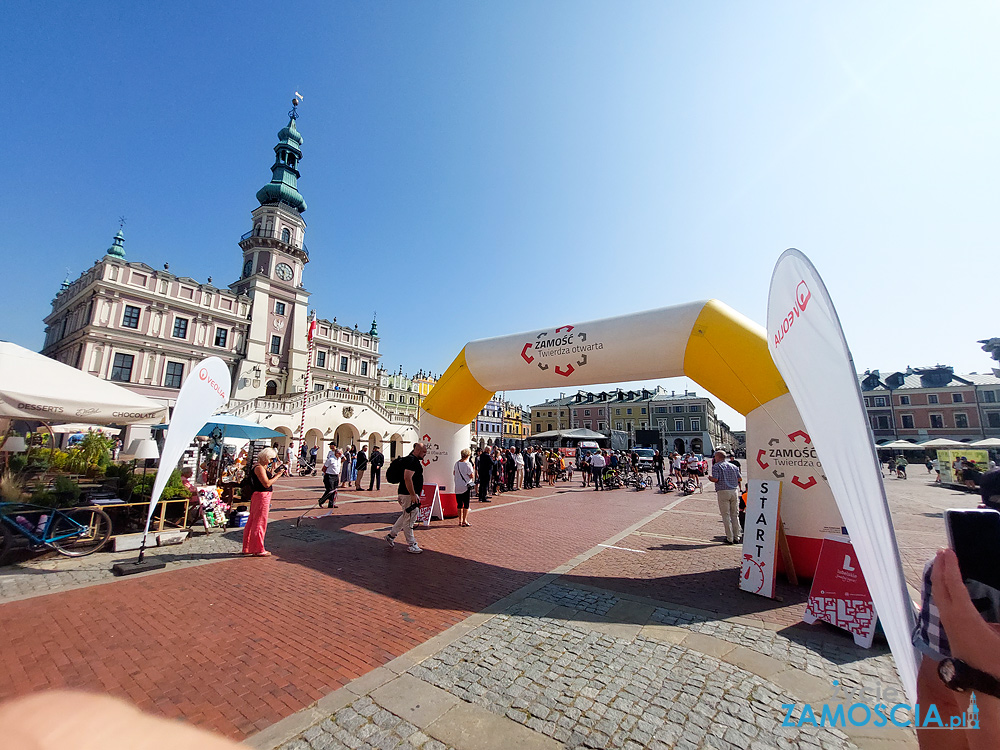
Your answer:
118,215 -> 126,232
290,91 -> 304,120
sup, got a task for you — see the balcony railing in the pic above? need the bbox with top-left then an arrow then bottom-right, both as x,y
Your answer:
240,229 -> 309,257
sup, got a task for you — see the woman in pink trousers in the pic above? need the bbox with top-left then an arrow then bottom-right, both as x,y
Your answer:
242,447 -> 285,557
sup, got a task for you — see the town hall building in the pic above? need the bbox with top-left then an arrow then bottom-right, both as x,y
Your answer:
41,100 -> 419,457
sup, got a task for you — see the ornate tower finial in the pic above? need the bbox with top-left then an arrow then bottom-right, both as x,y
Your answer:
369,311 -> 379,338
256,98 -> 307,214
59,268 -> 72,294
106,226 -> 126,259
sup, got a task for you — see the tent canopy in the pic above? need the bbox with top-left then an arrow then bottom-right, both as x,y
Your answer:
0,341 -> 166,425
526,428 -> 608,441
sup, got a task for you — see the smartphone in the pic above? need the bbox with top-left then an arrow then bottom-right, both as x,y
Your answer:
945,509 -> 1000,591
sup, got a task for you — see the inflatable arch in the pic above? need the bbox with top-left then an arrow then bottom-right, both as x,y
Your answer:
419,299 -> 844,576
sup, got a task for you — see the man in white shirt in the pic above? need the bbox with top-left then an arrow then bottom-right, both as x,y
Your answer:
319,443 -> 343,508
590,450 -> 607,491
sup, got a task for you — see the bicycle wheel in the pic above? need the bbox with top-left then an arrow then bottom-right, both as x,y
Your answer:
0,521 -> 13,564
48,507 -> 113,557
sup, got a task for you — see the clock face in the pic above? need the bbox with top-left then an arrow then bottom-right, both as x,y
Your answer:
276,263 -> 293,281
243,259 -> 253,278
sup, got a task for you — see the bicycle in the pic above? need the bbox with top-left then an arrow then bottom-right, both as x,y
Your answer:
0,502 -> 113,563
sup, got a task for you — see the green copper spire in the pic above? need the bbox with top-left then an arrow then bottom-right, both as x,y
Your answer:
369,312 -> 379,338
59,270 -> 71,293
106,229 -> 126,259
256,97 -> 307,214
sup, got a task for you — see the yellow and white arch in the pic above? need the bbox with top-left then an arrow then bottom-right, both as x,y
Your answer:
420,299 -> 843,576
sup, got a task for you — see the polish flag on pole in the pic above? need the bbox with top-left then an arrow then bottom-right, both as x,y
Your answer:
307,317 -> 318,342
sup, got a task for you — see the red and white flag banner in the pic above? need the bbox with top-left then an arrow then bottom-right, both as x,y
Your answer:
766,248 -> 919,702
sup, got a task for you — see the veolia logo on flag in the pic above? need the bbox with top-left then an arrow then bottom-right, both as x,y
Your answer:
142,356 -> 232,541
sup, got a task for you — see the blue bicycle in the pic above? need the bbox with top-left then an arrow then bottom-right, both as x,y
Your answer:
0,502 -> 112,563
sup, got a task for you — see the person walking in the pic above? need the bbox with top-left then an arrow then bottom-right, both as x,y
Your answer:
384,442 -> 428,553
709,449 -> 743,544
242,448 -> 286,557
590,450 -> 607,491
368,445 -> 384,491
477,448 -> 493,502
454,449 -> 475,527
319,444 -> 342,508
355,445 -> 369,491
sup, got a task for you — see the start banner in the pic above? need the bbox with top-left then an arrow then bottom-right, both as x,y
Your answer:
739,480 -> 781,598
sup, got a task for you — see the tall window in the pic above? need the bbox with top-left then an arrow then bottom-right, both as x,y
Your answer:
872,416 -> 889,430
675,419 -> 684,431
340,356 -> 349,372
110,353 -> 134,382
281,228 -> 290,243
955,413 -> 969,428
988,413 -> 1000,428
598,421 -> 606,430
928,394 -> 939,404
901,414 -> 914,429
164,362 -> 184,388
121,305 -> 141,329
691,418 -> 701,431
274,301 -> 286,316
953,393 -> 964,403
214,327 -> 227,348
930,414 -> 944,429
172,317 -> 188,339
984,391 -> 997,403
270,335 -> 281,354
616,421 -> 624,430
316,351 -> 326,368
360,361 -> 368,376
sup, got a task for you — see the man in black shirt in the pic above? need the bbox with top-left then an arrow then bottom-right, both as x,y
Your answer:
477,449 -> 494,502
368,446 -> 384,491
385,443 -> 428,553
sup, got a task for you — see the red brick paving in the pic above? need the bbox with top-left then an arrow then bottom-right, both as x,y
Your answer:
0,481 -> 666,740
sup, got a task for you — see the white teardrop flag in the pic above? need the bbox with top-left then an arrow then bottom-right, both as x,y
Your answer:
142,357 -> 232,542
766,249 -> 919,703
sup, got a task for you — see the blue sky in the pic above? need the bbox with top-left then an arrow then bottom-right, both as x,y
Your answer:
3,2 -> 999,431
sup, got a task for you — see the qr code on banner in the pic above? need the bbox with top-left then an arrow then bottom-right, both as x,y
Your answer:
806,596 -> 876,635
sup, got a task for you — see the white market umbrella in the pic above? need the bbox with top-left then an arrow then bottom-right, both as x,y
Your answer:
917,438 -> 969,449
877,440 -> 926,450
970,438 -> 1000,448
0,341 -> 166,425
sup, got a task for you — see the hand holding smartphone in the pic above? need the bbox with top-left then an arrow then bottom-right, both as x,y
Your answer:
945,509 -> 1000,591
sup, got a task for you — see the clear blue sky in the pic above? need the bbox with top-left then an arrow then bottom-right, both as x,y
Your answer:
4,2 -> 999,431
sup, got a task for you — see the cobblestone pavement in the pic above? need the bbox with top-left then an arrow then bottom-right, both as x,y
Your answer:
279,696 -> 456,750
409,613 -> 855,750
